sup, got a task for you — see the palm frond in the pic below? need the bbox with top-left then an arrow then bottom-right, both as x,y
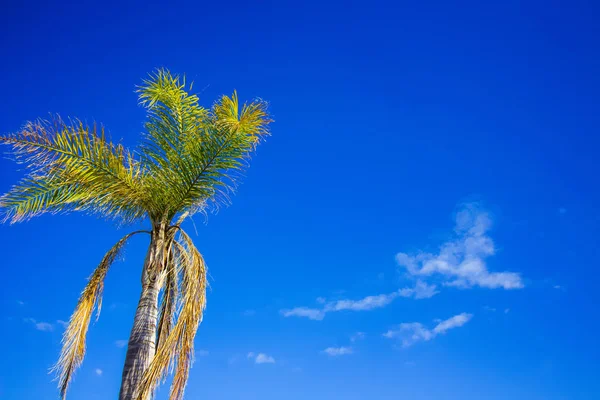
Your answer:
0,119 -> 148,223
0,175 -> 84,223
156,247 -> 179,349
213,91 -> 271,137
53,231 -> 148,399
134,228 -> 207,400
137,70 -> 272,221
166,92 -> 272,218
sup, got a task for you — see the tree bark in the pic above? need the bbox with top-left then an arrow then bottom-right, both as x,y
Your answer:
118,230 -> 165,400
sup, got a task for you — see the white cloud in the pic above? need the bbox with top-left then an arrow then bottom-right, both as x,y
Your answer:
115,340 -> 128,348
196,349 -> 209,357
255,353 -> 275,364
396,205 -> 524,290
281,281 -> 437,321
384,312 -> 473,348
56,320 -> 68,329
432,313 -> 472,334
398,280 -> 439,299
247,352 -> 275,364
322,347 -> 353,356
316,297 -> 326,304
95,369 -> 103,376
324,291 -> 400,312
35,322 -> 54,332
350,332 -> 366,342
280,307 -> 325,321
24,318 -> 54,332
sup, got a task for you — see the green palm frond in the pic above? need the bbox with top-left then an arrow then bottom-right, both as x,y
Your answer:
54,231 -> 149,399
0,175 -> 84,223
0,119 -> 148,223
213,91 -> 271,137
137,70 -> 272,221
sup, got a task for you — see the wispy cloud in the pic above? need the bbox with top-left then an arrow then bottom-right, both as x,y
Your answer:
350,332 -> 366,342
281,307 -> 325,321
95,369 -> 103,376
281,280 -> 437,321
396,204 -> 524,290
115,340 -> 128,348
324,291 -> 400,312
17,300 -> 25,306
24,318 -> 54,332
247,352 -> 275,364
228,355 -> 240,365
432,313 -> 472,334
196,349 -> 209,357
256,353 -> 275,364
322,347 -> 353,356
35,322 -> 54,332
384,312 -> 473,348
56,320 -> 68,329
398,280 -> 440,299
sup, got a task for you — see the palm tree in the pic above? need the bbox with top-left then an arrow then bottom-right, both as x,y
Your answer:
0,69 -> 272,400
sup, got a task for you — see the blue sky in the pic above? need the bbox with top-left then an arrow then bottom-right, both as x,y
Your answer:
1,0 -> 599,399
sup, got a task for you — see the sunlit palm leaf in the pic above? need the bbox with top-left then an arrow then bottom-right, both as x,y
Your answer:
0,119 -> 147,223
137,70 -> 272,222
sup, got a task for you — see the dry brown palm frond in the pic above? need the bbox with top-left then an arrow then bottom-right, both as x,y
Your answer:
156,247 -> 179,349
133,228 -> 207,400
53,231 -> 148,399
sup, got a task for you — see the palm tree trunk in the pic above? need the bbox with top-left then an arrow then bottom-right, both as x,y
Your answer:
119,229 -> 165,400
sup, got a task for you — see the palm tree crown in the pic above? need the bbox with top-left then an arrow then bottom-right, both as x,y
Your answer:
0,69 -> 272,400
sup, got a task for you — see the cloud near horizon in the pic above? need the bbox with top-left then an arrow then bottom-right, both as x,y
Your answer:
281,280 -> 438,321
384,312 -> 473,347
396,205 -> 524,290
